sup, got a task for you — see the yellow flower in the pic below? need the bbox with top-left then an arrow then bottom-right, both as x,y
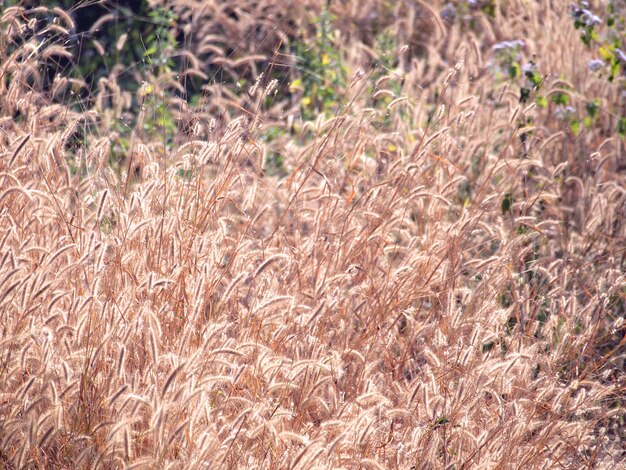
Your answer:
289,78 -> 303,93
139,81 -> 153,97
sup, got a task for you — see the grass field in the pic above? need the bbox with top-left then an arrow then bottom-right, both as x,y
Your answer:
0,0 -> 625,468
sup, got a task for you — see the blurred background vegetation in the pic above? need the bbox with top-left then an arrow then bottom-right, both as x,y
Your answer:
4,0 -> 625,142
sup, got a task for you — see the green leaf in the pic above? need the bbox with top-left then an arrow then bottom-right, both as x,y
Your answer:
525,69 -> 542,88
532,72 -> 543,87
609,60 -> 620,81
520,87 -> 531,104
176,168 -> 192,180
508,62 -> 521,80
144,45 -> 158,57
552,92 -> 569,106
618,117 -> 626,139
581,28 -> 595,47
586,100 -> 600,119
536,95 -> 548,108
501,192 -> 514,214
599,45 -> 614,60
434,417 -> 450,429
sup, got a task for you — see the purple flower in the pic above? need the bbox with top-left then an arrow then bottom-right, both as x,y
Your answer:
441,3 -> 457,22
588,59 -> 605,71
492,40 -> 525,52
555,106 -> 576,120
579,9 -> 601,26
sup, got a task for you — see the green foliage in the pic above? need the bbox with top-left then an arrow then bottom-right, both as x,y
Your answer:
264,152 -> 287,177
374,29 -> 398,71
260,126 -> 287,176
366,29 -> 404,129
143,7 -> 178,76
573,17 -> 599,47
491,40 -> 525,82
619,117 -> 626,138
584,99 -> 601,127
176,167 -> 192,180
535,95 -> 548,108
433,416 -> 450,429
143,94 -> 178,146
551,92 -> 569,106
17,1 -> 179,90
501,192 -> 514,214
570,1 -> 626,138
491,41 -> 546,109
456,180 -> 472,208
480,0 -> 497,18
292,10 -> 347,121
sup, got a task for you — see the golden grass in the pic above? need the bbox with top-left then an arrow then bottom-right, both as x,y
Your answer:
0,1 -> 624,468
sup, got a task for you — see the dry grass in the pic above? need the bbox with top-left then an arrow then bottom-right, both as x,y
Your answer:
0,1 -> 625,468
